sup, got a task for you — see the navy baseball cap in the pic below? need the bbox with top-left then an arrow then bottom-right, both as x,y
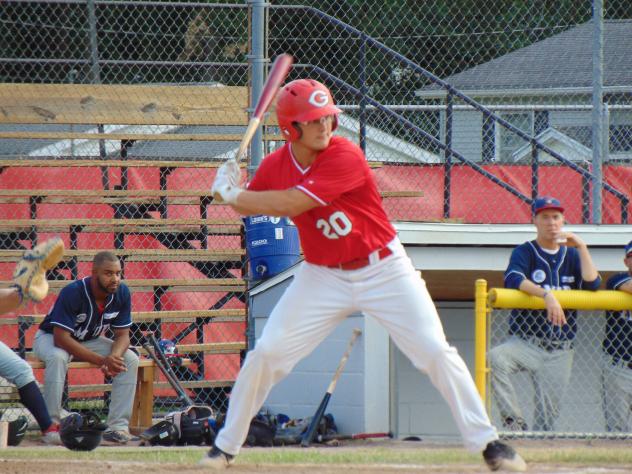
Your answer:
533,196 -> 564,215
625,240 -> 632,257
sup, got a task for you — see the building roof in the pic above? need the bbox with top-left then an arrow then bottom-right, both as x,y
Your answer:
431,20 -> 632,93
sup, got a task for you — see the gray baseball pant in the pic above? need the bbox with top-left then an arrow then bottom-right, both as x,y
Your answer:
33,330 -> 139,431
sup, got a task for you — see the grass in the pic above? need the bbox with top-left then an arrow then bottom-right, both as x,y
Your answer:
1,444 -> 632,466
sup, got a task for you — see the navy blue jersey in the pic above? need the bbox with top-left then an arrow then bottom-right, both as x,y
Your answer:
603,272 -> 632,361
504,240 -> 601,341
39,278 -> 132,342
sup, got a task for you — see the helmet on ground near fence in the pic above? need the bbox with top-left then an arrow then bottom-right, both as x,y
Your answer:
59,412 -> 107,451
7,416 -> 29,446
140,419 -> 179,446
276,79 -> 342,141
159,338 -> 182,367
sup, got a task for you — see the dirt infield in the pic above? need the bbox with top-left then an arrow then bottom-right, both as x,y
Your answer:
2,438 -> 632,473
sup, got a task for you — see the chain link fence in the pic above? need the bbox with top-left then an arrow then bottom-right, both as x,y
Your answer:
0,0 -> 254,421
488,307 -> 632,437
0,0 -> 631,425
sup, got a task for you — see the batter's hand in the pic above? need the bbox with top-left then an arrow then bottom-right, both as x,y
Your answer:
543,292 -> 566,326
211,159 -> 243,204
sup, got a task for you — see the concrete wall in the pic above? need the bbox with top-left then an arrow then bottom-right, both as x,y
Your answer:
248,274 -> 390,435
391,301 -> 474,439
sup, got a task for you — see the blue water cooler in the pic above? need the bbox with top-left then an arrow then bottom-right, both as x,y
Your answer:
243,215 -> 300,280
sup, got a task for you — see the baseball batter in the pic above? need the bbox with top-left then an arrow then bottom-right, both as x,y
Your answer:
602,241 -> 632,431
200,79 -> 525,471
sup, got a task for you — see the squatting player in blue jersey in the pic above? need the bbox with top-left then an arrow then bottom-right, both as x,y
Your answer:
33,251 -> 139,444
602,240 -> 632,432
488,197 -> 601,432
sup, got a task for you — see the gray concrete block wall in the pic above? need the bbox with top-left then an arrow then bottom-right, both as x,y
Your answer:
249,275 -> 370,434
254,314 -> 367,434
392,301 -> 475,439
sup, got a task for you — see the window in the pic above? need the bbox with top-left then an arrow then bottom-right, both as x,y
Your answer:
495,112 -> 534,162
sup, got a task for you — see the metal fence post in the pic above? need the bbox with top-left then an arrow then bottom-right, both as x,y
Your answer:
591,0 -> 604,224
248,0 -> 266,179
359,34 -> 367,154
443,92 -> 453,219
87,0 -> 108,189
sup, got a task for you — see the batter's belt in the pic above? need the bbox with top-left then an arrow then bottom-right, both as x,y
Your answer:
328,246 -> 392,271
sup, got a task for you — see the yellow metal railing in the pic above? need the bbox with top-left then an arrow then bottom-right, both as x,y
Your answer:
474,279 -> 632,404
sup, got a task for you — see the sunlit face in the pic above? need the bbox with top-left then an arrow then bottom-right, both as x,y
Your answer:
93,260 -> 122,294
534,209 -> 564,241
294,114 -> 335,151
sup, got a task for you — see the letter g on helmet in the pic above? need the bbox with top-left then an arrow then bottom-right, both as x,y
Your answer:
276,79 -> 342,141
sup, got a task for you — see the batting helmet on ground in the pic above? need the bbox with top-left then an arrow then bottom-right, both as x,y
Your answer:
276,79 -> 342,141
59,412 -> 107,451
7,416 -> 29,446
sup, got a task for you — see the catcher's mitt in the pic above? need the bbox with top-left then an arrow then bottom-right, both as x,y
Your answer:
12,237 -> 65,303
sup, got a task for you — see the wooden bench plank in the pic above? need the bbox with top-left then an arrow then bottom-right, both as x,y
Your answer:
25,358 -> 157,370
136,342 -> 245,355
0,218 -> 241,227
0,218 -> 243,235
0,131 -> 282,142
0,248 -> 245,263
0,309 -> 246,326
0,84 -> 253,126
68,379 -> 234,394
152,379 -> 234,391
18,343 -> 245,368
0,278 -> 246,293
0,159 -> 384,169
0,189 -> 418,203
0,189 -> 220,207
0,159 -> 225,168
0,189 -> 215,197
380,190 -> 424,198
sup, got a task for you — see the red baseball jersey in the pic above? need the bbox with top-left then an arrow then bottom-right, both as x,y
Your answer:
247,136 -> 396,266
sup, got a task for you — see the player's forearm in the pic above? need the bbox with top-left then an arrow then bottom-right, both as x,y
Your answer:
0,287 -> 22,314
110,330 -> 130,358
617,279 -> 632,294
576,245 -> 600,283
518,279 -> 549,298
233,189 -> 314,217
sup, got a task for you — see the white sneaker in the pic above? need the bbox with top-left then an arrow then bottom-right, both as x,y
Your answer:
41,427 -> 62,446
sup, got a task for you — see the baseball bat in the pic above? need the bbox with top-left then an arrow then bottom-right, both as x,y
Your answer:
234,53 -> 294,163
142,333 -> 195,407
300,328 -> 362,447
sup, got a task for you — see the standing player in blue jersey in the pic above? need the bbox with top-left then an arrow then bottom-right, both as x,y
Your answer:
33,251 -> 139,444
602,240 -> 632,432
488,197 -> 601,431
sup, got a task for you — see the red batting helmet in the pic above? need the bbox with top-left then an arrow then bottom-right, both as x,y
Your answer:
276,79 -> 342,141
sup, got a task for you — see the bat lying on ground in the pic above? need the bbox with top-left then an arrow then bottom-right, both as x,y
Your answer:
275,431 -> 392,446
